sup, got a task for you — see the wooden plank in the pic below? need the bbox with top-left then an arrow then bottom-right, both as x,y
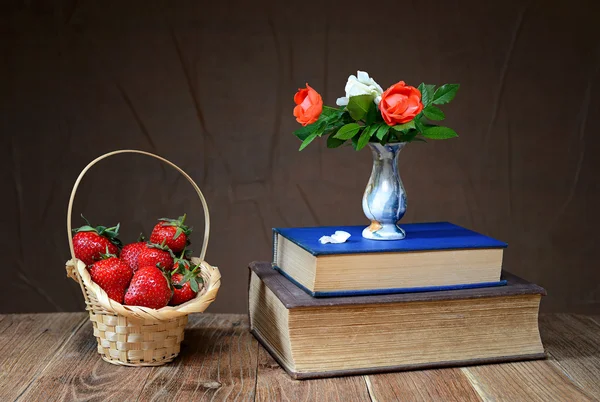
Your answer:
15,313 -> 154,401
255,345 -> 371,401
135,314 -> 259,401
461,359 -> 595,401
540,314 -> 600,399
0,313 -> 87,401
366,369 -> 482,402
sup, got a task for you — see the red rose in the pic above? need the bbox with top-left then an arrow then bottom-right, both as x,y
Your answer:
379,81 -> 423,125
293,84 -> 323,126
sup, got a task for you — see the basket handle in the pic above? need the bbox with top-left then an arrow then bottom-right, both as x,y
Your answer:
67,149 -> 210,262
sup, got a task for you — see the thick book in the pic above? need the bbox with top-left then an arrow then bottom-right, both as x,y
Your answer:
273,222 -> 508,297
249,261 -> 546,380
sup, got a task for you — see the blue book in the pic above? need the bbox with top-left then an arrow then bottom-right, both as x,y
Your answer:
273,222 -> 507,297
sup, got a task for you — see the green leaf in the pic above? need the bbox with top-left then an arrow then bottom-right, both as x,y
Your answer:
299,132 -> 318,150
395,130 -> 418,143
365,102 -> 379,125
333,123 -> 361,140
351,135 -> 359,150
391,120 -> 416,133
379,132 -> 391,145
418,83 -> 436,107
414,116 -> 427,134
321,105 -> 341,118
293,124 -> 316,141
356,126 -> 375,151
422,126 -> 458,139
346,94 -> 374,121
422,105 -> 445,121
374,124 -> 390,141
73,225 -> 95,233
173,227 -> 183,240
327,134 -> 345,148
433,84 -> 460,105
412,137 -> 428,143
190,278 -> 199,293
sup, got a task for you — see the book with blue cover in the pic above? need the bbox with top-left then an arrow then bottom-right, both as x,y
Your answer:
273,222 -> 507,297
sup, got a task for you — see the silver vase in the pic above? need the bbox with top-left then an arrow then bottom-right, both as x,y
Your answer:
362,142 -> 407,240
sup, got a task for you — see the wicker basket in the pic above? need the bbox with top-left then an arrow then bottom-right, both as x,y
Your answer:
65,149 -> 221,366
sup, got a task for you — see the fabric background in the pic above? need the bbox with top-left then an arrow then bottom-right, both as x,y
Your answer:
1,0 -> 599,314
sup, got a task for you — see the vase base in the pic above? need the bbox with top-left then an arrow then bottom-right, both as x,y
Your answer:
362,224 -> 406,241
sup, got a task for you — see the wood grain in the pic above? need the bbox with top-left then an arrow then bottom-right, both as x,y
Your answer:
135,314 -> 259,401
461,360 -> 595,401
2,313 -> 600,401
0,313 -> 88,400
366,369 -> 482,402
540,314 -> 600,399
15,315 -> 154,401
255,346 -> 371,401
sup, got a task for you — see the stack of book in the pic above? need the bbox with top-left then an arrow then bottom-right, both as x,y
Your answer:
249,222 -> 546,379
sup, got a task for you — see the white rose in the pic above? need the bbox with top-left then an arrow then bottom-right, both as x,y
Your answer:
336,71 -> 384,107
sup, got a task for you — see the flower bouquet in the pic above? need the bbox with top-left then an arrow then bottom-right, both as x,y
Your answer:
292,71 -> 460,240
293,71 -> 459,151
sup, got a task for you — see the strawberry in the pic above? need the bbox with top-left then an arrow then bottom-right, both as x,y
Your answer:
150,214 -> 192,253
120,234 -> 147,272
172,249 -> 192,272
124,266 -> 172,309
72,215 -> 122,266
137,242 -> 175,271
169,263 -> 203,306
88,253 -> 133,304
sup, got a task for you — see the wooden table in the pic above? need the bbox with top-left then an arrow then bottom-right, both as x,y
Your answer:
1,313 -> 598,401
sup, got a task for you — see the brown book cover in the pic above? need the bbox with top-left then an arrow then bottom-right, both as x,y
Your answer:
248,261 -> 547,380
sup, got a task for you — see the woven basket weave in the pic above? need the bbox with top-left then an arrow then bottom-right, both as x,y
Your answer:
65,150 -> 221,366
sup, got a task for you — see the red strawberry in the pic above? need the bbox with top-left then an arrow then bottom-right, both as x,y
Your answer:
150,214 -> 192,253
169,263 -> 203,306
88,255 -> 133,304
124,266 -> 172,309
72,215 -> 122,266
120,235 -> 147,272
172,249 -> 192,272
137,242 -> 174,271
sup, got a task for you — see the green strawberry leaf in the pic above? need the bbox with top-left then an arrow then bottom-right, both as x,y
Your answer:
73,225 -> 95,233
174,227 -> 183,240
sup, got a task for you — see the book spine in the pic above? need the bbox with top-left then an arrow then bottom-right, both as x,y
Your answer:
271,229 -> 278,269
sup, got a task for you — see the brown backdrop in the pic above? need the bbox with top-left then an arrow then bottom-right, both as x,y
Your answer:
2,0 -> 599,314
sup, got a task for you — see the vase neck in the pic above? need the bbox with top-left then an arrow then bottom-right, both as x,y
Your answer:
369,142 -> 406,161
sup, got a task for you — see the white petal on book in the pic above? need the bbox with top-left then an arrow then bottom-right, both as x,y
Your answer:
319,231 -> 351,244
